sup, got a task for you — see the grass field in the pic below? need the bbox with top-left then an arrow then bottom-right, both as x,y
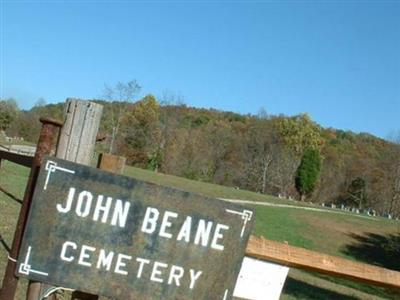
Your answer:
1,159 -> 399,299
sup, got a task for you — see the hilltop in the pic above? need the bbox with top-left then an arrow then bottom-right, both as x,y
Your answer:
1,97 -> 399,218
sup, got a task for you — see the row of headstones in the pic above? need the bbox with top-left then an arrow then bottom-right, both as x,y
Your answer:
277,194 -> 389,218
276,192 -> 396,220
320,203 -> 397,219
277,194 -> 294,200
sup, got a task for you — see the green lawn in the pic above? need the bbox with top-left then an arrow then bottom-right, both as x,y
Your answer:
124,166 -> 400,299
0,161 -> 30,299
1,160 -> 399,299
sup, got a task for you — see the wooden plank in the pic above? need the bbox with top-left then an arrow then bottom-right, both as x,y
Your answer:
245,235 -> 400,289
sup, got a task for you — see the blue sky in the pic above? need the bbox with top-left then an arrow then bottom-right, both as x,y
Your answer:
1,1 -> 399,138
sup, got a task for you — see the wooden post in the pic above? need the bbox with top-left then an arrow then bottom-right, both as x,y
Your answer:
97,153 -> 126,174
26,99 -> 103,300
56,99 -> 103,164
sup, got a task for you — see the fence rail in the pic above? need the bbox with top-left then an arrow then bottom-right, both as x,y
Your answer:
0,150 -> 32,205
0,150 -> 33,168
0,144 -> 36,156
246,235 -> 400,290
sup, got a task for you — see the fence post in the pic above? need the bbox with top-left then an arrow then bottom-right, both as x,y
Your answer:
26,99 -> 103,300
0,118 -> 63,300
97,153 -> 126,174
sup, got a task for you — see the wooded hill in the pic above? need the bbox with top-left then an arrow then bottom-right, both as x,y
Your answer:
1,97 -> 400,217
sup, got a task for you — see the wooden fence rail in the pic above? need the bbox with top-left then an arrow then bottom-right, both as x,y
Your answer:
0,150 -> 33,168
246,235 -> 400,290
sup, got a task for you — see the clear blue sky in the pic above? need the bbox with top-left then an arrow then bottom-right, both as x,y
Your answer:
1,1 -> 399,138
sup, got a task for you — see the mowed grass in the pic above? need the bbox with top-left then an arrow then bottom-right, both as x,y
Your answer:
0,161 -> 30,299
125,166 -> 400,299
1,160 -> 399,299
125,166 -> 399,253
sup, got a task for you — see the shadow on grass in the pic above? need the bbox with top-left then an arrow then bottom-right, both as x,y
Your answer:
343,232 -> 400,271
283,276 -> 359,300
0,233 -> 11,252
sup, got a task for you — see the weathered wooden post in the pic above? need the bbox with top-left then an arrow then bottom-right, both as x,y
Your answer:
55,99 -> 103,164
26,99 -> 103,300
97,153 -> 126,174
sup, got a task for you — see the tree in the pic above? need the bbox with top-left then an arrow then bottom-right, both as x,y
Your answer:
268,148 -> 299,198
243,118 -> 276,194
381,139 -> 400,217
389,161 -> 400,218
295,148 -> 321,201
0,99 -> 18,131
277,113 -> 323,154
103,80 -> 141,153
119,95 -> 161,169
346,177 -> 367,210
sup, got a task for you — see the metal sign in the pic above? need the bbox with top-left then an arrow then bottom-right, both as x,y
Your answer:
17,156 -> 254,300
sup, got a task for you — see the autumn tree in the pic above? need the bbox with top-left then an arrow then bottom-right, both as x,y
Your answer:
346,177 -> 367,209
119,95 -> 161,169
5,97 -> 399,215
389,133 -> 400,216
103,80 -> 141,153
0,99 -> 18,131
203,119 -> 237,184
295,148 -> 321,201
380,136 -> 400,216
277,113 -> 323,154
243,118 -> 277,194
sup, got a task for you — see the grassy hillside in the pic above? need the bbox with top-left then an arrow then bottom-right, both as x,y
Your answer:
1,160 -> 399,299
7,100 -> 400,220
125,166 -> 399,252
126,165 -> 400,299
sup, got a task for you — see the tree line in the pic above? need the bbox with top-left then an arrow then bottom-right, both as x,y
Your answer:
1,94 -> 399,217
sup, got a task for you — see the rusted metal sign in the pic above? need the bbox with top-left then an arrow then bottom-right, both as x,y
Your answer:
17,156 -> 254,300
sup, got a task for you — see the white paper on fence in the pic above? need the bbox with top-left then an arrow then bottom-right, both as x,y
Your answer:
233,257 -> 289,300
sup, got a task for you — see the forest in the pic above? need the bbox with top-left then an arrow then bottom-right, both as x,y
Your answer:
1,94 -> 399,218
